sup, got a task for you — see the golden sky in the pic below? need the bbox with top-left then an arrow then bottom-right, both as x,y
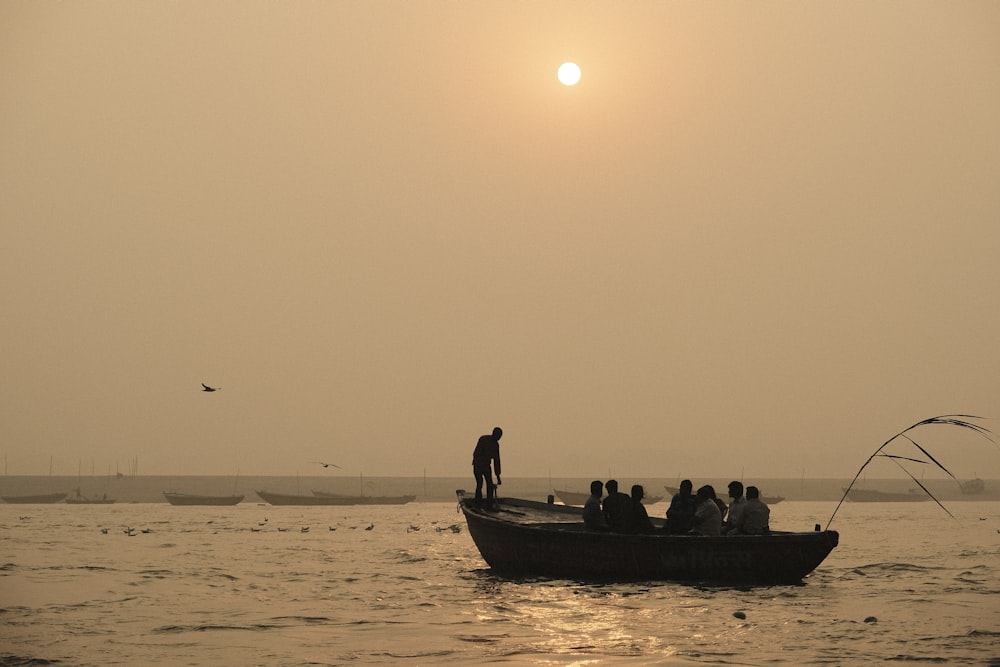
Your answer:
2,1 -> 998,479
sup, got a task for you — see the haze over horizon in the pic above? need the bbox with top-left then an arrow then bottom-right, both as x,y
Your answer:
3,2 -> 999,482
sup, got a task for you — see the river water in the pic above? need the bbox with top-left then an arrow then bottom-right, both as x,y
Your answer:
2,499 -> 998,666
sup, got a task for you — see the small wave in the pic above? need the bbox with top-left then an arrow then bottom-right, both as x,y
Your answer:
967,629 -> 1000,638
843,562 -> 936,577
152,623 -> 279,634
455,634 -> 510,644
0,563 -> 17,572
270,615 -> 332,624
137,569 -> 175,578
0,657 -> 61,666
381,651 -> 454,659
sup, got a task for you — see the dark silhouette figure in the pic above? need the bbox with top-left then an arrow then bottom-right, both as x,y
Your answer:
472,427 -> 502,509
690,484 -> 722,535
663,479 -> 696,534
602,479 -> 632,532
723,481 -> 745,534
583,480 -> 609,531
201,383 -> 220,392
627,484 -> 656,534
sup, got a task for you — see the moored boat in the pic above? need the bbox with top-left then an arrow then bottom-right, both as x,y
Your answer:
960,478 -> 985,495
665,485 -> 784,505
1,492 -> 68,504
257,490 -> 416,506
459,495 -> 838,584
66,487 -> 115,504
554,488 -> 663,506
163,491 -> 244,506
843,488 -> 929,502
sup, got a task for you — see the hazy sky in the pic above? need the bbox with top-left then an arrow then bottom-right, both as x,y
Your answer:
3,1 -> 999,481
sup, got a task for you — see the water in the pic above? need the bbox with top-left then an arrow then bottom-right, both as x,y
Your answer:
2,500 -> 998,666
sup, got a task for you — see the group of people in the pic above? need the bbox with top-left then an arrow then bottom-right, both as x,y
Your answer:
469,427 -> 771,535
583,478 -> 771,536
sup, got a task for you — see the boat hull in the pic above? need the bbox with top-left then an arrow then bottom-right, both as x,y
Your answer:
461,497 -> 837,584
163,492 -> 244,506
843,489 -> 929,502
256,490 -> 416,506
1,493 -> 68,504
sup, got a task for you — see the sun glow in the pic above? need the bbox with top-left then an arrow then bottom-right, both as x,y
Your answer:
557,62 -> 581,86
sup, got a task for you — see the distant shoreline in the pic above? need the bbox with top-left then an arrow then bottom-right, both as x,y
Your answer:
2,475 -> 998,504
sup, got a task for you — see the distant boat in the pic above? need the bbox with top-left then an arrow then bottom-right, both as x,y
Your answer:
553,489 -> 663,506
843,488 -> 929,502
960,478 -> 985,495
66,487 -> 115,504
459,495 -> 838,584
163,491 -> 244,506
256,490 -> 416,506
1,492 -> 68,504
665,485 -> 784,505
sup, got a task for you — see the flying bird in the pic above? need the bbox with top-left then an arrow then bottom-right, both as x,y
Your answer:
311,461 -> 341,469
202,383 -> 220,392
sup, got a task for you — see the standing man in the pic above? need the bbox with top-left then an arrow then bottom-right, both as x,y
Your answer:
472,427 -> 502,510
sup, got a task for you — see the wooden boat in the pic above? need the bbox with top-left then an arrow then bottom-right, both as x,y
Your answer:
1,492 -> 68,504
66,488 -> 115,504
459,495 -> 838,584
256,490 -> 416,506
843,488 -> 929,502
665,485 -> 784,505
553,488 -> 663,506
163,491 -> 244,506
960,478 -> 985,495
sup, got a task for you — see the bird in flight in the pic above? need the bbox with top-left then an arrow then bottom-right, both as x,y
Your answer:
311,461 -> 341,469
202,383 -> 220,392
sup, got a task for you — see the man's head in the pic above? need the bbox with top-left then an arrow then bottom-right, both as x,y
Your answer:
590,480 -> 604,496
606,479 -> 619,494
492,427 -> 503,440
631,484 -> 645,501
746,486 -> 760,500
680,479 -> 693,494
728,481 -> 744,499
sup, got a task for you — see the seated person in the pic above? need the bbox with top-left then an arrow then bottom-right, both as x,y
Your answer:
602,479 -> 632,532
723,481 -> 746,535
582,480 -> 609,531
735,486 -> 770,535
626,484 -> 656,534
707,485 -> 728,526
663,479 -> 696,534
689,485 -> 722,536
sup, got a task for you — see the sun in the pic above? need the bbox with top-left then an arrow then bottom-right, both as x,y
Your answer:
557,62 -> 581,86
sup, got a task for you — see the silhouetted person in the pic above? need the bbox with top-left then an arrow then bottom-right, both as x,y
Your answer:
663,479 -> 696,534
690,485 -> 722,536
723,481 -> 745,535
583,480 -> 609,531
602,479 -> 632,532
707,485 -> 728,525
627,484 -> 656,534
472,427 -> 502,509
736,486 -> 770,535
